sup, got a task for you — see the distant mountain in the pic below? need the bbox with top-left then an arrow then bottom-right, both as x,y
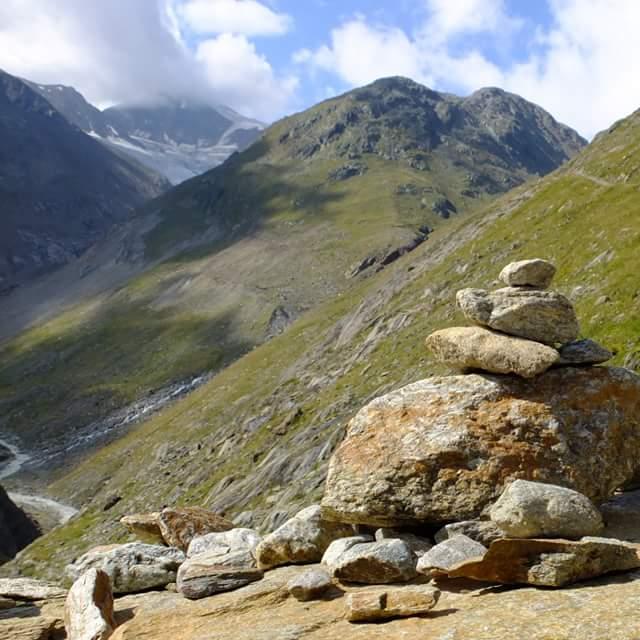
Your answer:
28,81 -> 265,184
0,70 -> 168,294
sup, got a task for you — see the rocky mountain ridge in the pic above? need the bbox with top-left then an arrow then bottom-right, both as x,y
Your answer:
28,81 -> 265,184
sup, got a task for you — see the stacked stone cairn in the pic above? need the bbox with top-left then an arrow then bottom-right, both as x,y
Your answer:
13,260 -> 640,637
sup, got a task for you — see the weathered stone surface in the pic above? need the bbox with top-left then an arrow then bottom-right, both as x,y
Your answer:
255,505 -> 354,570
0,577 -> 66,601
0,598 -> 65,640
417,535 -> 487,578
434,520 -> 504,547
187,528 -> 261,558
601,490 -> 640,543
558,339 -> 613,365
499,259 -> 556,288
64,568 -> 116,640
426,326 -> 559,378
346,585 -> 440,623
177,549 -> 263,599
119,513 -> 163,544
287,568 -> 332,601
445,537 -> 640,587
66,543 -> 185,594
456,287 -> 578,344
490,480 -> 604,539
322,535 -> 374,571
374,529 -> 432,557
0,596 -> 16,609
330,539 -> 418,584
322,367 -> 640,527
158,507 -> 234,551
72,563 -> 640,640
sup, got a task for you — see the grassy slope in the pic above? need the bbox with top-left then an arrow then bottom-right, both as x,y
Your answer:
11,109 -> 640,580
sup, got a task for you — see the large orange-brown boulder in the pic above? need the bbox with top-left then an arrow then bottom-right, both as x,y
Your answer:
322,367 -> 640,527
159,507 -> 234,551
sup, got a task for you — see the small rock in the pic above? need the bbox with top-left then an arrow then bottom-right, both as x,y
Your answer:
417,535 -> 487,578
0,577 -> 66,601
255,505 -> 354,570
426,326 -> 559,378
177,549 -> 263,599
489,480 -> 604,539
446,537 -> 640,587
64,569 -> 116,640
558,339 -> 613,365
158,507 -> 234,551
434,520 -> 505,547
66,543 -> 185,594
346,585 -> 440,623
187,528 -> 262,558
287,568 -> 332,601
456,287 -> 579,344
322,535 -> 374,571
119,512 -> 164,544
499,259 -> 556,288
374,528 -> 433,557
331,539 -> 418,584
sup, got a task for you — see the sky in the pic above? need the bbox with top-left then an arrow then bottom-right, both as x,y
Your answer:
0,0 -> 639,138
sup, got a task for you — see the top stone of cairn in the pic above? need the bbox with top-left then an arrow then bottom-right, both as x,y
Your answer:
499,259 -> 556,289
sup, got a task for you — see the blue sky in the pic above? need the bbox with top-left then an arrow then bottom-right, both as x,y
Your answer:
2,0 -> 640,138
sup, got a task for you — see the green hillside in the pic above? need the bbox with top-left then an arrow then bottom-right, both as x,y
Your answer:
9,105 -> 640,581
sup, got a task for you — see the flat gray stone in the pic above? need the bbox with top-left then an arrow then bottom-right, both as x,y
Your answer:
434,520 -> 505,547
417,535 -> 487,578
374,528 -> 433,557
489,480 -> 604,539
287,568 -> 332,601
499,259 -> 556,288
187,528 -> 261,558
0,577 -> 66,601
322,535 -> 374,571
558,339 -> 613,365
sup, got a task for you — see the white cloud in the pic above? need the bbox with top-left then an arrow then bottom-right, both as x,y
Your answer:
294,0 -> 640,138
178,0 -> 292,36
0,0 -> 297,121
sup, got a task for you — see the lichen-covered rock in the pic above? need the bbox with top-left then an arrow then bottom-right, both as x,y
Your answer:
499,259 -> 556,288
374,528 -> 433,557
490,480 -> 604,538
456,287 -> 578,344
119,513 -> 163,544
445,537 -> 640,587
0,577 -> 66,601
434,520 -> 505,547
187,528 -> 262,558
558,339 -> 613,365
66,543 -> 185,594
330,539 -> 417,584
64,569 -> 116,640
287,568 -> 332,601
426,326 -> 559,378
417,535 -> 487,578
255,505 -> 354,570
159,507 -> 234,551
322,367 -> 640,527
177,549 -> 263,599
346,586 -> 440,622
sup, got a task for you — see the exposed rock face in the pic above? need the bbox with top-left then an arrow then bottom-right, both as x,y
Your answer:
64,569 -> 116,640
499,259 -> 556,288
346,586 -> 440,623
490,480 -> 604,538
434,520 -> 505,547
558,339 -> 613,365
187,528 -> 261,558
119,513 -> 163,544
426,326 -> 559,378
177,549 -> 263,599
374,529 -> 433,557
322,367 -> 640,527
66,544 -> 185,594
456,287 -> 579,344
158,507 -> 234,551
0,485 -> 41,563
287,568 -> 332,601
329,539 -> 418,584
255,505 -> 354,570
445,537 -> 640,587
0,577 -> 66,600
417,535 -> 487,578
